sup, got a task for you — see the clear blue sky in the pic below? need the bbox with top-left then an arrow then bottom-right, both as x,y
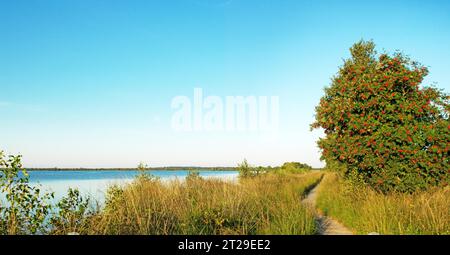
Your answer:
1,0 -> 450,168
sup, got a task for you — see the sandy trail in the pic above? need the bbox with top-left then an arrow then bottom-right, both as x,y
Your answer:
302,178 -> 353,235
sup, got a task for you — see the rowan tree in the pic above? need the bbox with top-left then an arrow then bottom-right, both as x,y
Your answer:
312,40 -> 450,192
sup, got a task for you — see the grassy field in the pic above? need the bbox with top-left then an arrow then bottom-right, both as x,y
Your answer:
3,156 -> 449,235
55,171 -> 323,235
316,172 -> 450,235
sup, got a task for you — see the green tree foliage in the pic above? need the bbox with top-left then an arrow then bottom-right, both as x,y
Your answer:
312,40 -> 450,193
50,188 -> 90,234
0,151 -> 53,234
0,150 -> 92,234
281,162 -> 312,170
238,159 -> 255,178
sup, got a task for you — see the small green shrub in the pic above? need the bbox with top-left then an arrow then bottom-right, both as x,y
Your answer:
0,150 -> 94,235
0,151 -> 53,234
50,188 -> 91,234
280,162 -> 312,173
237,159 -> 255,178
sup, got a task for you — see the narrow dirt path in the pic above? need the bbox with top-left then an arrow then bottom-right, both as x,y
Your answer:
302,177 -> 353,235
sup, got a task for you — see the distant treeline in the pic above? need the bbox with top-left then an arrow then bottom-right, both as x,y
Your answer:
26,167 -> 238,171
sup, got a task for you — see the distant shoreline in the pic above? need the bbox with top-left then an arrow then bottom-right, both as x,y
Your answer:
26,167 -> 238,171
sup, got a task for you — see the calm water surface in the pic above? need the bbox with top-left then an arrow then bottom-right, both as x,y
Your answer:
22,170 -> 238,204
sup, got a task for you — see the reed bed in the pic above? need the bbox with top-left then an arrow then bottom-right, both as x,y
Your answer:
74,171 -> 323,235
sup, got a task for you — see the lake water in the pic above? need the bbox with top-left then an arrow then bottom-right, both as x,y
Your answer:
19,170 -> 238,204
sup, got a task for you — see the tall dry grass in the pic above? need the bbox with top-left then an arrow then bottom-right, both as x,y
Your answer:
316,173 -> 450,235
81,171 -> 322,235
